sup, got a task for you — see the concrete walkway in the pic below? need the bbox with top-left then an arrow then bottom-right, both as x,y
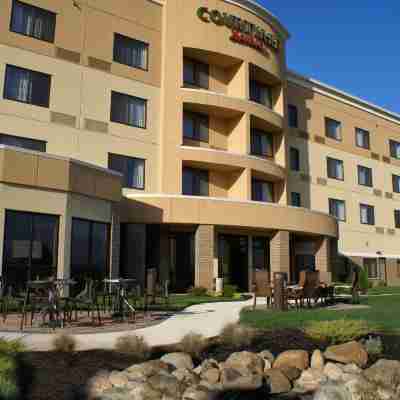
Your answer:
0,297 -> 256,351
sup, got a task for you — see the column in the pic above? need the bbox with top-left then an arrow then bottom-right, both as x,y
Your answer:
109,203 -> 120,279
270,230 -> 290,280
248,235 -> 254,290
315,236 -> 332,284
195,225 -> 216,290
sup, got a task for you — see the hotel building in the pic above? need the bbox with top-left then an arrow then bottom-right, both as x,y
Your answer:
0,0 -> 397,292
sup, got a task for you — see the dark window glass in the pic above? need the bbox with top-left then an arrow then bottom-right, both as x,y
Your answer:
4,65 -> 51,107
327,157 -> 344,180
360,204 -> 375,225
390,140 -> 400,159
250,129 -> 273,158
0,133 -> 46,152
2,210 -> 59,288
358,165 -> 373,187
325,117 -> 342,141
252,179 -> 274,203
290,147 -> 300,171
110,91 -> 147,129
113,33 -> 148,70
394,210 -> 400,229
108,153 -> 145,189
291,192 -> 301,207
183,58 -> 209,89
183,111 -> 209,142
249,80 -> 272,108
10,0 -> 56,43
329,198 -> 346,221
393,174 -> 400,193
355,128 -> 370,149
182,167 -> 209,196
70,218 -> 110,288
288,104 -> 298,128
252,237 -> 270,271
364,258 -> 378,279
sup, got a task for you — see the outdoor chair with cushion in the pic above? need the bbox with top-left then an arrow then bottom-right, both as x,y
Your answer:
252,282 -> 274,309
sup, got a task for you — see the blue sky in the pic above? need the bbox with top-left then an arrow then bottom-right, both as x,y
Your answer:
256,1 -> 400,114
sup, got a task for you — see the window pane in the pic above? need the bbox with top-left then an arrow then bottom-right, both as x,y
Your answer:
288,104 -> 298,128
90,223 -> 109,274
325,118 -> 342,140
183,59 -> 195,85
252,179 -> 274,202
182,168 -> 209,196
111,91 -> 147,128
390,140 -> 400,159
329,199 -> 346,221
356,128 -> 370,149
250,80 -> 272,108
183,112 -> 208,142
108,153 -> 145,189
393,175 -> 400,193
394,210 -> 400,228
114,33 -> 148,70
290,147 -> 300,171
327,158 -> 344,180
360,204 -> 374,225
251,129 -> 273,157
358,166 -> 372,187
252,237 -> 270,270
0,133 -> 46,152
291,192 -> 301,207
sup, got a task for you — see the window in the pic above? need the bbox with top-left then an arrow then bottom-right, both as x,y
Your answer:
0,133 -> 46,152
290,147 -> 300,171
390,140 -> 400,159
327,157 -> 344,180
358,165 -> 373,187
71,218 -> 110,291
183,111 -> 209,142
393,174 -> 400,193
355,128 -> 370,149
288,104 -> 298,128
113,33 -> 149,70
291,192 -> 301,207
108,153 -> 145,189
250,129 -> 273,158
329,198 -> 346,222
394,210 -> 400,229
252,237 -> 270,271
360,204 -> 375,225
4,65 -> 51,108
249,80 -> 272,108
182,167 -> 209,196
183,58 -> 209,89
364,258 -> 378,279
325,117 -> 342,141
252,179 -> 274,203
10,0 -> 56,43
110,91 -> 147,128
3,210 -> 59,287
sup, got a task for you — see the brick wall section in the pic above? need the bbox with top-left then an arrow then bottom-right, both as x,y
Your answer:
270,230 -> 290,279
110,203 -> 120,279
195,225 -> 215,290
315,236 -> 332,284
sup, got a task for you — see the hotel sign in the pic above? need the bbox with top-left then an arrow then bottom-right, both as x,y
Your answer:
197,7 -> 280,55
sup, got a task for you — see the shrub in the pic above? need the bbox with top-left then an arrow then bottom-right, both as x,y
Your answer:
52,334 -> 77,353
0,340 -> 25,356
304,319 -> 371,345
0,353 -> 19,400
219,323 -> 258,349
188,286 -> 208,297
178,332 -> 207,359
377,280 -> 387,288
223,284 -> 238,298
359,268 -> 369,292
362,335 -> 384,360
114,335 -> 151,362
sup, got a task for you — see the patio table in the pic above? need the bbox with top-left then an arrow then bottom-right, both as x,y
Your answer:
103,278 -> 137,321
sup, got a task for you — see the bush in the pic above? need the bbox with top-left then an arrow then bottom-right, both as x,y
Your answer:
188,287 -> 208,297
362,335 -> 384,360
304,319 -> 371,345
377,280 -> 387,288
219,323 -> 258,349
0,354 -> 19,400
359,268 -> 369,292
52,334 -> 77,353
178,332 -> 207,359
223,284 -> 238,298
115,335 -> 151,362
0,340 -> 25,356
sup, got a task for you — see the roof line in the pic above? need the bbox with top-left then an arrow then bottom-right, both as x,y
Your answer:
288,70 -> 400,126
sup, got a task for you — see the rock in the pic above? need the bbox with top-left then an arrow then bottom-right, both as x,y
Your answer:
364,359 -> 400,391
224,351 -> 264,375
274,350 -> 310,371
109,371 -> 129,388
294,368 -> 328,393
344,376 -> 379,400
324,341 -> 368,368
258,350 -> 275,364
96,387 -> 133,400
125,360 -> 172,380
311,350 -> 325,370
220,367 -> 263,391
173,368 -> 201,386
147,373 -> 185,398
128,381 -> 163,400
182,384 -> 219,400
324,362 -> 344,381
201,368 -> 220,385
278,366 -> 301,381
262,359 -> 272,372
161,352 -> 194,370
264,369 -> 292,394
314,382 -> 352,400
342,363 -> 362,375
87,370 -> 112,398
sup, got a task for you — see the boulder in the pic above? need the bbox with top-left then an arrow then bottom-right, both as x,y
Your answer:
311,350 -> 325,370
128,381 -> 163,400
342,363 -> 362,375
258,350 -> 275,364
344,376 -> 380,400
182,384 -> 219,400
109,371 -> 129,388
313,382 -> 352,400
273,350 -> 309,371
278,366 -> 301,381
325,341 -> 368,368
224,351 -> 264,375
220,367 -> 263,391
201,368 -> 220,385
161,353 -> 194,370
87,370 -> 112,399
147,373 -> 185,398
294,368 -> 328,393
364,359 -> 400,391
264,369 -> 292,394
125,360 -> 172,380
173,368 -> 201,386
323,362 -> 344,381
